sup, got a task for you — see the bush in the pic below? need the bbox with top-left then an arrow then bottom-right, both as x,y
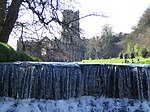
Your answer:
0,42 -> 40,62
123,53 -> 128,59
119,53 -> 123,59
141,48 -> 149,58
130,52 -> 135,59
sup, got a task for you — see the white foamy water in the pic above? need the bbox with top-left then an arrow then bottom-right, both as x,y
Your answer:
0,96 -> 150,112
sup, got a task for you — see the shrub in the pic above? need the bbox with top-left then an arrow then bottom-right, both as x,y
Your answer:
119,53 -> 123,59
141,48 -> 149,58
130,52 -> 135,59
123,53 -> 128,59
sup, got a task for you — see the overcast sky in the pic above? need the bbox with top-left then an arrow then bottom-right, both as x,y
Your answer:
76,0 -> 150,37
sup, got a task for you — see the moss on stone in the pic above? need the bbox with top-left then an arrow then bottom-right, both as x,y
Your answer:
0,42 -> 40,62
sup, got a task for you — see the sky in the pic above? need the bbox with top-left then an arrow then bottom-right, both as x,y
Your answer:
8,0 -> 150,49
77,0 -> 150,38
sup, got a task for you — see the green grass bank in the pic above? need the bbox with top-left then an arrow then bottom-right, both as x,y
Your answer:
82,57 -> 150,64
0,42 -> 40,62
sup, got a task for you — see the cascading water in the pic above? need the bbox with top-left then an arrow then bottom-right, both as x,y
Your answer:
0,62 -> 150,101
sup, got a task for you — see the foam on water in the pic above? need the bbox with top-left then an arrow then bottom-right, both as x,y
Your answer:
0,96 -> 150,112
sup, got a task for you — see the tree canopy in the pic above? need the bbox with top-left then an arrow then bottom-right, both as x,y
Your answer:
0,0 -> 80,43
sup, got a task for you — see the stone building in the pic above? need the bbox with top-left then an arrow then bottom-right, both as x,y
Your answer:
17,10 -> 86,62
61,10 -> 86,61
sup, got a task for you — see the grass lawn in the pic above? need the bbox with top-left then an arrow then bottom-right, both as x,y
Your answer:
81,57 -> 150,64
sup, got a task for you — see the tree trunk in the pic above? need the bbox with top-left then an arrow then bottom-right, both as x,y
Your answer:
0,0 -> 6,31
0,0 -> 22,43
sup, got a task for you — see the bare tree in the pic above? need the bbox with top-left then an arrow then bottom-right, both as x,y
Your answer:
0,0 -> 22,43
0,0 -> 75,43
0,0 -> 105,44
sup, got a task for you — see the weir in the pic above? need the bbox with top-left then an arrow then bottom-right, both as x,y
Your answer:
0,62 -> 150,100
